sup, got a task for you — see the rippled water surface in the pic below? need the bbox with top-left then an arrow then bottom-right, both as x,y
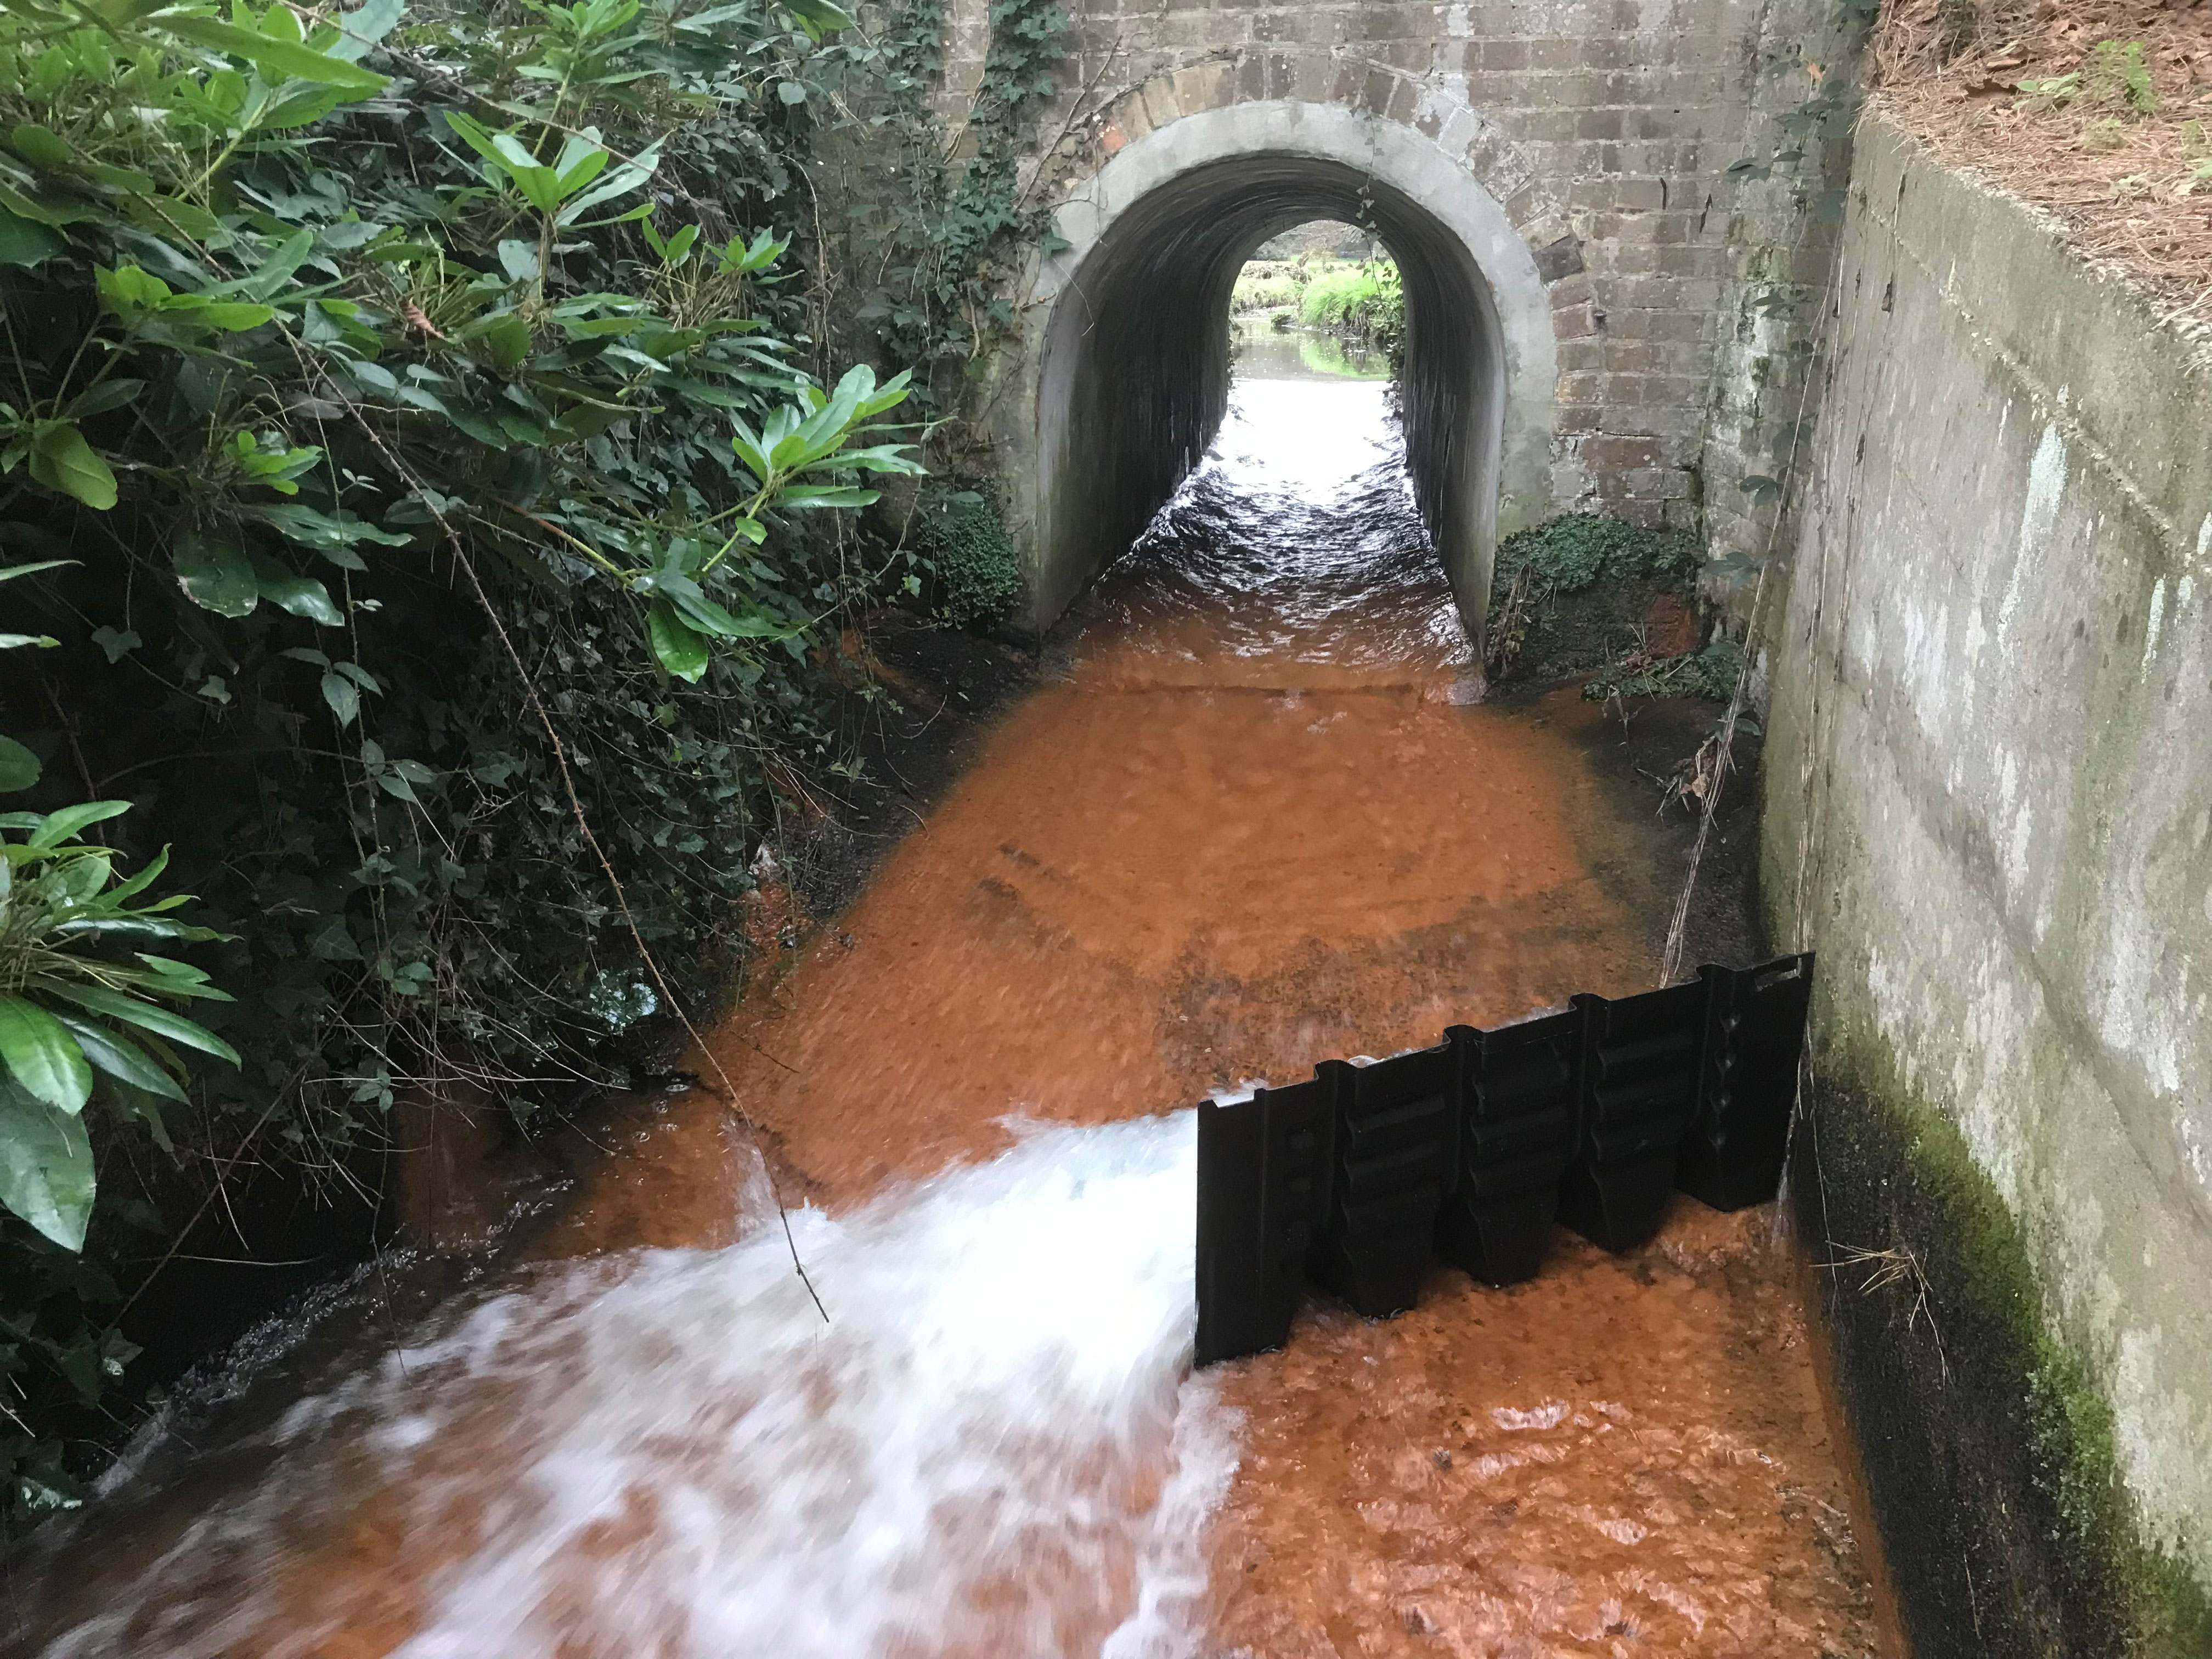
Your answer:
5,356 -> 1888,1658
1084,344 -> 1466,689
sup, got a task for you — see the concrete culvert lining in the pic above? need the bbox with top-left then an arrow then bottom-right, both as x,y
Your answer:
1030,104 -> 1559,644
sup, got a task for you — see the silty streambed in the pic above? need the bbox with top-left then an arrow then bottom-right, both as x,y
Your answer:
4,353 -> 1890,1657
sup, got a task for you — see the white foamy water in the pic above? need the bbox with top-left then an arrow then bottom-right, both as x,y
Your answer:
28,1113 -> 1237,1659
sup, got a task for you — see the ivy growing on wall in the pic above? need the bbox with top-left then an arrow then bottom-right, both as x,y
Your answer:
817,0 -> 1070,424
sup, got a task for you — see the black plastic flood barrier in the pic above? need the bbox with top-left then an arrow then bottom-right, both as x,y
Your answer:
1435,1008 -> 1579,1288
1681,956 -> 1819,1210
1307,1045 -> 1457,1319
1193,952 -> 1814,1367
1556,977 -> 1707,1251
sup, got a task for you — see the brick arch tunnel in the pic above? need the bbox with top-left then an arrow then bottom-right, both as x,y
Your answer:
1025,102 -> 1561,652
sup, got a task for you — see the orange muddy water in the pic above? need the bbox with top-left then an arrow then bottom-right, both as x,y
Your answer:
4,354 -> 1889,1659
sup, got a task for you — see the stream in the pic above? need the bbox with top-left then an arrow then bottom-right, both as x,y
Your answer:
3,338 -> 1888,1658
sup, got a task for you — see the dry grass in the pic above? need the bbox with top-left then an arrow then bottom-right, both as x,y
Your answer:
1875,0 -> 2212,315
1824,1241 -> 1951,1376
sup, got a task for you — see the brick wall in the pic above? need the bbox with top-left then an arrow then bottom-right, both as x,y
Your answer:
933,0 -> 1858,543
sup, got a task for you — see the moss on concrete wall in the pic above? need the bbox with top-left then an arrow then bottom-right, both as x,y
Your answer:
1793,1003 -> 2212,1656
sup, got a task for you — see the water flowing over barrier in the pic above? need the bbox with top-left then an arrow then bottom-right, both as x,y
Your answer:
27,1118 -> 1237,1659
1194,954 -> 1814,1365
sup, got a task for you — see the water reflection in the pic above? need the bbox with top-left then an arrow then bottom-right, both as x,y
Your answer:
1231,318 -> 1389,382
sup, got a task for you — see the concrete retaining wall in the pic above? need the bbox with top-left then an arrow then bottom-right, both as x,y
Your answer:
1765,114 -> 2212,1651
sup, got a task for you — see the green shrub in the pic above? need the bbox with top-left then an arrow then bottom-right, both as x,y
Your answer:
817,0 -> 1069,419
915,485 -> 1021,628
1486,514 -> 1710,690
0,0 -> 927,1514
1492,514 -> 1701,602
2089,38 -> 2158,114
1297,260 -> 1404,357
2018,38 -> 2158,117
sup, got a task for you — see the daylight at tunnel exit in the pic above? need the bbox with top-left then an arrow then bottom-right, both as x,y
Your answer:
1,0 -> 2209,1655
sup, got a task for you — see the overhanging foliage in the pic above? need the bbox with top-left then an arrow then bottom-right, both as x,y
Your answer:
0,0 -> 995,1514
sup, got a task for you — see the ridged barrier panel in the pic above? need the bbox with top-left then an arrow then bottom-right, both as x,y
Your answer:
1193,953 -> 1814,1365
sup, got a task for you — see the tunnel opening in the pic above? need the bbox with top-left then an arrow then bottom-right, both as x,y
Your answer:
1035,154 -> 1511,642
1083,218 -> 1468,692
1228,218 -> 1398,381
